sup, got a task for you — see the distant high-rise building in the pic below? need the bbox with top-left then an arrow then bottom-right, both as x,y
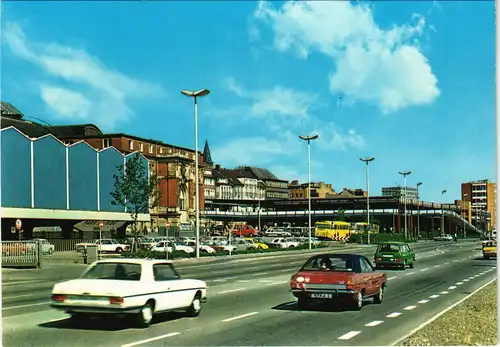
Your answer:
461,179 -> 497,231
382,186 -> 418,199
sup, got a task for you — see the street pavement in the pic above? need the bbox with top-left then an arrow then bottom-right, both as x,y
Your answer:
2,240 -> 495,347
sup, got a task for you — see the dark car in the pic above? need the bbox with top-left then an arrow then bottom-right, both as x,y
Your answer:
373,241 -> 415,270
290,253 -> 387,311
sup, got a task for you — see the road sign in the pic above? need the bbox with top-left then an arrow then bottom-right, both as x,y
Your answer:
99,220 -> 104,230
165,222 -> 170,229
15,219 -> 22,230
11,227 -> 15,234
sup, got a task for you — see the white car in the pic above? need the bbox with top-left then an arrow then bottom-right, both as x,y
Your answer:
434,234 -> 453,241
75,239 -> 130,253
185,241 -> 216,253
151,241 -> 195,254
50,259 -> 208,327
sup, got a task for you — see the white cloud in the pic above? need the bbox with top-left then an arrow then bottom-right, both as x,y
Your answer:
2,22 -> 164,129
252,1 -> 440,114
313,125 -> 365,151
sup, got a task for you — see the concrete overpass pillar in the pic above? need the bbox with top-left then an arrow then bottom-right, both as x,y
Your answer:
116,224 -> 127,239
440,212 -> 445,234
61,222 -> 75,239
397,213 -> 401,233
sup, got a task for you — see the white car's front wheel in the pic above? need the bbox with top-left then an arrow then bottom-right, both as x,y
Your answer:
137,301 -> 154,328
186,293 -> 202,317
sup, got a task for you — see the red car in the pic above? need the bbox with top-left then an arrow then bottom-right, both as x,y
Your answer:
232,225 -> 258,237
290,253 -> 387,310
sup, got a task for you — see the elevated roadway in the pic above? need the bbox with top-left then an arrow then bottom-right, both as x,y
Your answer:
2,240 -> 495,346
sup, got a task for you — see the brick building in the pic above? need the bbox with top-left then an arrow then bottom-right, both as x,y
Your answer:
289,180 -> 336,199
461,179 -> 497,231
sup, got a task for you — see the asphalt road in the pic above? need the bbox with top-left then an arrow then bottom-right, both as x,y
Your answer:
2,240 -> 495,347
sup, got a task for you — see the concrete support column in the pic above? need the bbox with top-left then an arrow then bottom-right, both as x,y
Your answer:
61,222 -> 74,239
440,213 -> 445,234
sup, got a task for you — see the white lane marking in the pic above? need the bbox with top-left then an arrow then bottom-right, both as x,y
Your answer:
2,293 -> 43,299
2,280 -> 45,286
265,281 -> 288,286
212,276 -> 239,282
386,312 -> 402,318
217,288 -> 246,294
121,332 -> 181,347
237,280 -> 250,283
405,272 -> 414,276
448,286 -> 457,290
2,301 -> 51,310
392,277 -> 497,346
456,282 -> 463,285
276,269 -> 292,273
429,295 -> 440,299
259,280 -> 274,283
404,305 -> 417,310
338,331 -> 361,340
444,262 -> 450,265
365,320 -> 384,327
420,268 -> 428,272
463,279 -> 470,282
453,259 -> 460,262
388,276 -> 398,280
468,277 -> 474,280
250,272 -> 269,276
433,265 -> 440,268
440,291 -> 449,294
221,311 -> 259,322
417,299 -> 429,304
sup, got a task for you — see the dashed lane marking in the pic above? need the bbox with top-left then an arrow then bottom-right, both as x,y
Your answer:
259,280 -> 274,283
337,331 -> 361,340
420,268 -> 428,272
2,293 -> 42,299
2,280 -> 45,286
456,282 -> 463,285
387,276 -> 398,280
429,295 -> 440,299
221,311 -> 259,322
444,262 -> 450,265
417,299 -> 429,304
433,265 -> 440,268
237,280 -> 250,283
405,272 -> 414,276
265,281 -> 288,286
404,305 -> 417,310
440,291 -> 449,295
121,332 -> 181,347
217,288 -> 246,294
2,301 -> 51,310
250,272 -> 269,276
212,276 -> 239,282
386,312 -> 402,318
365,320 -> 384,327
463,279 -> 470,282
448,286 -> 457,290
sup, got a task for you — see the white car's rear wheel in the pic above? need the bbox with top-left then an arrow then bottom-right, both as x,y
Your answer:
136,301 -> 154,328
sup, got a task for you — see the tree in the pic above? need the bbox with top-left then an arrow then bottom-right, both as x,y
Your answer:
335,208 -> 346,222
111,154 -> 162,251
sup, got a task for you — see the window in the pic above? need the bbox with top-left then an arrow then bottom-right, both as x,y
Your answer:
149,144 -> 153,153
140,143 -> 144,152
103,139 -> 112,148
301,255 -> 355,272
159,147 -> 163,154
179,188 -> 185,210
129,140 -> 134,150
153,263 -> 180,281
360,258 -> 373,272
80,262 -> 141,281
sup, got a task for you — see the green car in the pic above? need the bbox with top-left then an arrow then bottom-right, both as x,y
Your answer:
373,241 -> 415,270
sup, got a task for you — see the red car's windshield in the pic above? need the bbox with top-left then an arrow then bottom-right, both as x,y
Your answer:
301,256 -> 354,272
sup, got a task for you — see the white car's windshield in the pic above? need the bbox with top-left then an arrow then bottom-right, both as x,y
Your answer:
81,262 -> 141,281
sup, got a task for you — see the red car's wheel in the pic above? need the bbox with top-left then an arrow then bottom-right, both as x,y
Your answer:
352,291 -> 363,311
373,286 -> 384,304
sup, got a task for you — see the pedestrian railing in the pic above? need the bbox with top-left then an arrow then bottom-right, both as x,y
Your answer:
1,240 -> 40,267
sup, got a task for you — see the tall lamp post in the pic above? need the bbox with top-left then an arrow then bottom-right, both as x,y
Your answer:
416,182 -> 422,239
463,193 -> 468,239
181,88 -> 211,259
399,171 -> 412,239
359,157 -> 375,245
441,189 -> 447,235
299,134 -> 319,250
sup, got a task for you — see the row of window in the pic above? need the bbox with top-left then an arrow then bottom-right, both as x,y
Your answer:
266,180 -> 288,189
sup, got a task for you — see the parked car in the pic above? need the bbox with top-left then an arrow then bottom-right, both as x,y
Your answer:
233,225 -> 258,237
75,239 -> 130,254
185,241 -> 216,253
268,237 -> 300,249
434,234 -> 453,241
50,259 -> 208,327
151,241 -> 195,254
290,253 -> 387,311
244,237 -> 269,250
373,241 -> 415,270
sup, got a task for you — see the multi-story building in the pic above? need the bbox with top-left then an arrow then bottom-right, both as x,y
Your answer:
461,179 -> 497,231
289,180 -> 336,199
202,140 -> 216,201
212,165 -> 241,200
48,126 -> 205,229
238,166 -> 289,200
382,186 -> 418,199
332,188 -> 367,198
233,168 -> 265,200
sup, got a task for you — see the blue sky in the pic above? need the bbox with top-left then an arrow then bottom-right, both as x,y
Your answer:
1,1 -> 496,203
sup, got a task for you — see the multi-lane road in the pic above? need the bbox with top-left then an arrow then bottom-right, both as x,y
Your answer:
2,240 -> 496,347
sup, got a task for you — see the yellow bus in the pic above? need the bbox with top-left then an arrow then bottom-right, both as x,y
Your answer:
351,222 -> 380,234
315,221 -> 352,241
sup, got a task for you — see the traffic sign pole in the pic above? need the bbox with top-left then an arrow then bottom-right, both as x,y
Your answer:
165,222 -> 170,260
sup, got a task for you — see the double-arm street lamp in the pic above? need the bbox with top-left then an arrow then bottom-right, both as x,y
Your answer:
398,171 -> 412,239
416,182 -> 422,239
441,189 -> 447,235
299,134 -> 319,250
359,157 -> 375,245
181,88 -> 211,259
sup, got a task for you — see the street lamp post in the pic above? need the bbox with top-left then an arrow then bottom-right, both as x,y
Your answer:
299,134 -> 319,250
441,189 -> 447,235
463,193 -> 468,239
181,88 -> 211,259
359,157 -> 375,245
398,171 -> 412,239
416,182 -> 422,239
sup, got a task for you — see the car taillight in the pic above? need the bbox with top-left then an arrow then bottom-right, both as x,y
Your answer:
395,258 -> 402,262
346,277 -> 353,288
375,257 -> 381,261
52,294 -> 66,302
109,297 -> 124,305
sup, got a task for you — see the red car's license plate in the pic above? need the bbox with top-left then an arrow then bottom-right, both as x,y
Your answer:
311,293 -> 332,299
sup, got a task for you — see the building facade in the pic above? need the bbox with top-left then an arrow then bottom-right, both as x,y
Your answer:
238,166 -> 289,200
382,186 -> 418,200
289,180 -> 336,199
202,140 -> 216,201
461,179 -> 497,231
